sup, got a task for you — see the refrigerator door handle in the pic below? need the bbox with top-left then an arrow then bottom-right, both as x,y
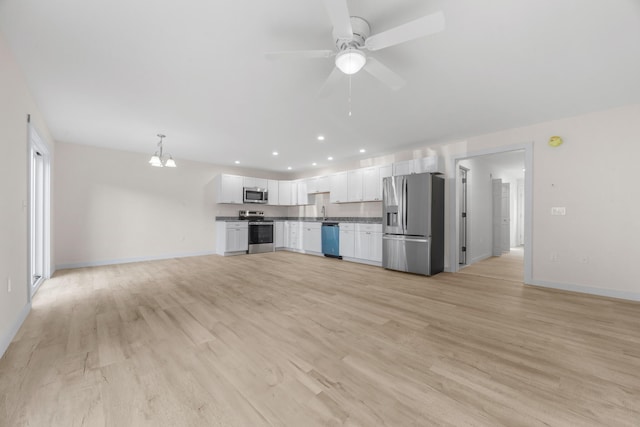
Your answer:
403,177 -> 409,233
383,235 -> 428,243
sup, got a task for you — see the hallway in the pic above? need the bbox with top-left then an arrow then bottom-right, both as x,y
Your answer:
458,247 -> 524,283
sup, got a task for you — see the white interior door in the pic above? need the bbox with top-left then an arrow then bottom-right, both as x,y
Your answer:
501,182 -> 511,253
492,179 -> 502,256
29,123 -> 50,298
517,179 -> 525,246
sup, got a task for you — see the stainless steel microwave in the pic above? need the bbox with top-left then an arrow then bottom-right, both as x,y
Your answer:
243,187 -> 268,204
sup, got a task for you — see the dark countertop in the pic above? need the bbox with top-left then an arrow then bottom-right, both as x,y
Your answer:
215,216 -> 382,224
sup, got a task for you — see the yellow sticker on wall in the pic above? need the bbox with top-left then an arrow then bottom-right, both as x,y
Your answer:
548,136 -> 563,147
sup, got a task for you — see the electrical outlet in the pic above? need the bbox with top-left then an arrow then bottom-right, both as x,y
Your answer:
551,207 -> 566,216
550,252 -> 559,262
7,278 -> 11,293
579,256 -> 589,264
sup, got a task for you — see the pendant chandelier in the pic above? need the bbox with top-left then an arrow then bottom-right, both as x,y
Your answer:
148,134 -> 176,168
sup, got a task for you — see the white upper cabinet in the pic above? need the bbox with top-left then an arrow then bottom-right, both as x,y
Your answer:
393,159 -> 415,176
296,180 -> 309,205
306,177 -> 318,194
279,180 -> 293,205
215,174 -> 244,204
316,175 -> 330,193
267,179 -> 279,205
393,156 -> 439,176
362,167 -> 380,202
329,172 -> 348,203
216,160 -> 426,206
306,176 -> 329,194
243,177 -> 268,189
347,169 -> 364,202
379,164 -> 393,180
414,156 -> 439,173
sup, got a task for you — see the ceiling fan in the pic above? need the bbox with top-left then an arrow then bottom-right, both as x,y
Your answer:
266,0 -> 445,92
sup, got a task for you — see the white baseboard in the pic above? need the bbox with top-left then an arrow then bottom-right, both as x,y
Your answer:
0,302 -> 31,359
341,256 -> 382,267
56,250 -> 217,270
469,253 -> 492,265
528,279 -> 640,302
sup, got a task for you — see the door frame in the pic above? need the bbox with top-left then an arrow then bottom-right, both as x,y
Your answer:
448,142 -> 532,284
458,165 -> 469,265
27,119 -> 52,300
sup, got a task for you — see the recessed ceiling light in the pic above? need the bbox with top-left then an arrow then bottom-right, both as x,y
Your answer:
317,135 -> 325,141
272,151 -> 279,156
234,160 -> 240,164
287,166 -> 292,170
359,148 -> 366,153
327,156 -> 333,161
312,162 -> 317,166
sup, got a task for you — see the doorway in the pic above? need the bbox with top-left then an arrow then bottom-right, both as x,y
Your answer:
450,144 -> 532,284
28,121 -> 51,298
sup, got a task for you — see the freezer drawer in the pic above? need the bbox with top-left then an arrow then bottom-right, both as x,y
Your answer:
382,235 -> 431,276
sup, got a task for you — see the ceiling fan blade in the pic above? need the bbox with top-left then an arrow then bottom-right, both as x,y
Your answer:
365,11 -> 445,51
265,50 -> 334,59
323,0 -> 353,40
362,57 -> 405,90
318,67 -> 344,97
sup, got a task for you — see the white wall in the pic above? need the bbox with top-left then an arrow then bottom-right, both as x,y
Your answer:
440,105 -> 640,298
54,142 -> 288,268
0,34 -> 55,356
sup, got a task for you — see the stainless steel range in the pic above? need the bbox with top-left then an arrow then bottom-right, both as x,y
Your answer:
239,210 -> 275,254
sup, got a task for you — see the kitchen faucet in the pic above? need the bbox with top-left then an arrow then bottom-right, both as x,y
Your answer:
321,205 -> 327,220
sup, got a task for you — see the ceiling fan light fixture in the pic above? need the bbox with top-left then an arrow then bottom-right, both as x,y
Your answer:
335,48 -> 366,75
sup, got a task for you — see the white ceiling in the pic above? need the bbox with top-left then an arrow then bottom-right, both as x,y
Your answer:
1,0 -> 639,173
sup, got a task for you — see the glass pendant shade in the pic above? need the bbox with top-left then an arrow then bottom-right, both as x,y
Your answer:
149,154 -> 162,166
335,48 -> 366,75
165,157 -> 176,168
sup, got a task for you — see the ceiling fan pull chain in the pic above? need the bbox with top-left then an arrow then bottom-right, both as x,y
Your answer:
348,73 -> 352,117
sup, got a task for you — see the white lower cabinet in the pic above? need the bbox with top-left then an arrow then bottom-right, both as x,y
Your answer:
216,220 -> 382,264
215,221 -> 248,255
339,223 -> 355,258
275,221 -> 285,248
354,223 -> 382,263
285,221 -> 303,251
302,222 -> 322,254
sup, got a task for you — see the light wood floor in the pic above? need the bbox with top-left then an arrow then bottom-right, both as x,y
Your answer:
1,252 -> 639,426
458,247 -> 525,283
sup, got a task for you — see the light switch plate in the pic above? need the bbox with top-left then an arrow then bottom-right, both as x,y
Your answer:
551,207 -> 566,216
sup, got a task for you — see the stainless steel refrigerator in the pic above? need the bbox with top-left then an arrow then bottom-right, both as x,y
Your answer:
382,172 -> 445,276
